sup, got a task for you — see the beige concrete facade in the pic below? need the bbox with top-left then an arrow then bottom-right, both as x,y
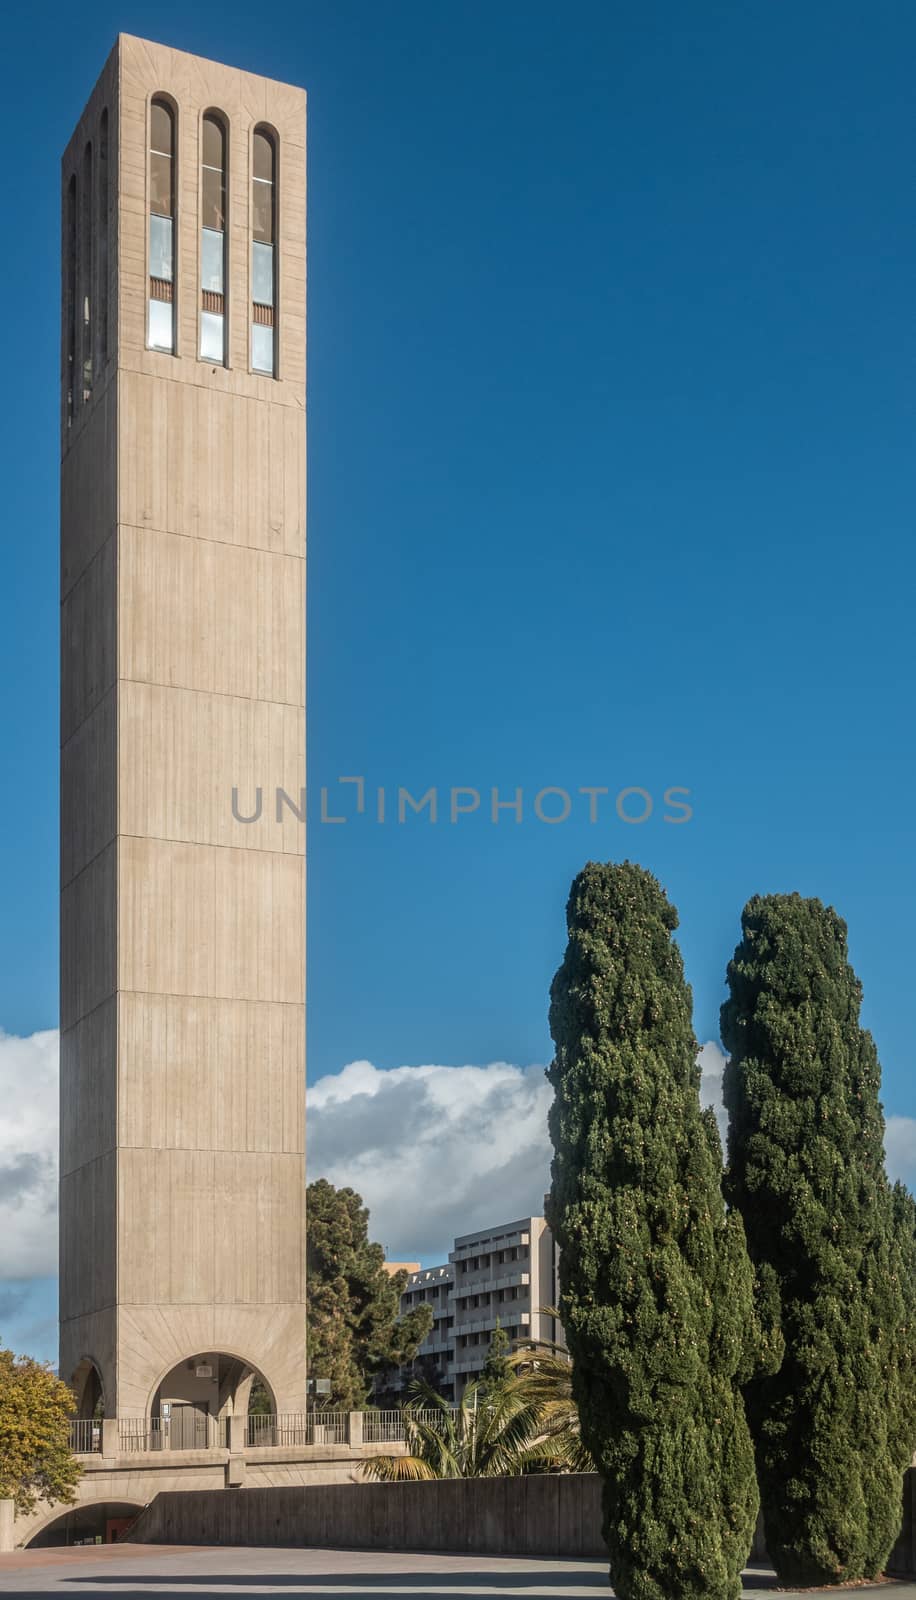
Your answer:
14,1433 -> 405,1548
60,36 -> 306,1421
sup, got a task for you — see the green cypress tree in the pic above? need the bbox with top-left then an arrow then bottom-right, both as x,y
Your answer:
481,1320 -> 512,1391
547,862 -> 759,1600
722,893 -> 916,1586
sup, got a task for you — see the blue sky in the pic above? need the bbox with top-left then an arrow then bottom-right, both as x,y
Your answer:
1,0 -> 915,1358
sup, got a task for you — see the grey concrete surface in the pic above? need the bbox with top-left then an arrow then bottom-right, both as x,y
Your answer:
125,1476 -> 607,1559
1,1547 -> 915,1599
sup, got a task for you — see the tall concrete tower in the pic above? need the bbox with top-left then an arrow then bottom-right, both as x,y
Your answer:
59,36 -> 306,1433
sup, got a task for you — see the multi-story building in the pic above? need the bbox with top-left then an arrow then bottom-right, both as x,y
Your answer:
394,1217 -> 563,1401
396,1262 -> 456,1398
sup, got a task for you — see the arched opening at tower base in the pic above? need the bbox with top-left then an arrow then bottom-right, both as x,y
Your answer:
27,1502 -> 143,1548
70,1358 -> 105,1421
148,1352 -> 275,1450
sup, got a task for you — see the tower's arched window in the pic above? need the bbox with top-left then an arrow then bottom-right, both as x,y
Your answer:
98,109 -> 109,370
148,97 -> 175,353
80,142 -> 93,399
200,113 -> 227,364
65,174 -> 77,426
251,127 -> 276,376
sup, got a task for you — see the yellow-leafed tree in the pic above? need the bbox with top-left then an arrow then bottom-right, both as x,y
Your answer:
0,1348 -> 81,1515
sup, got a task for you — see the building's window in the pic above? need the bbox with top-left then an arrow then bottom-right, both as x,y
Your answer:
200,112 -> 227,364
251,126 -> 276,374
80,142 -> 93,399
65,174 -> 77,426
98,109 -> 109,370
148,98 -> 175,353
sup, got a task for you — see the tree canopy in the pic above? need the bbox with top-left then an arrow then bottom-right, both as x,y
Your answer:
547,861 -> 759,1600
480,1320 -> 512,1390
306,1178 -> 432,1410
0,1348 -> 82,1515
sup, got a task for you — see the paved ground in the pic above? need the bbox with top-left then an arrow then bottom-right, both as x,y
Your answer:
0,1547 -> 914,1599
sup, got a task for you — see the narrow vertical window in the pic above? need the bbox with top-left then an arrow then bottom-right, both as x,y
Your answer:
200,113 -> 227,364
80,143 -> 93,399
66,174 -> 77,426
251,128 -> 276,375
148,98 -> 175,353
98,110 -> 109,370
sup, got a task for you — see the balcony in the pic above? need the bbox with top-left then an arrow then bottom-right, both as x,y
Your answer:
455,1271 -> 530,1302
419,1337 -> 455,1357
455,1311 -> 530,1340
450,1232 -> 529,1265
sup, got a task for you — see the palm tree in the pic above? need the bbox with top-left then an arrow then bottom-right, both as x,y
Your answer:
506,1324 -> 593,1474
362,1319 -> 593,1481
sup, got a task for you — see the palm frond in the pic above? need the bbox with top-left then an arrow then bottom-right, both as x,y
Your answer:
366,1328 -> 590,1480
360,1452 -> 438,1481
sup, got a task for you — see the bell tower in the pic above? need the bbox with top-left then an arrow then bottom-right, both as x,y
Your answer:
59,35 -> 306,1426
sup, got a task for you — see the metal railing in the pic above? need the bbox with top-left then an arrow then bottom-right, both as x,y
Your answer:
364,1408 -> 455,1444
413,1407 -> 455,1434
94,1407 -> 457,1457
248,1413 -> 306,1448
118,1413 -> 222,1452
69,1419 -> 102,1454
247,1411 -> 349,1448
362,1409 -> 403,1444
307,1411 -> 349,1446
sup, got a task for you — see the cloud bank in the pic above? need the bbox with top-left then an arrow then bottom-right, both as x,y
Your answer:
308,1058 -> 554,1262
0,1028 -> 58,1277
307,1043 -> 731,1262
1,1027 -> 915,1289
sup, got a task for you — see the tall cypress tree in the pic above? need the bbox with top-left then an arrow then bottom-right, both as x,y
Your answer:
547,862 -> 759,1600
722,893 -> 916,1586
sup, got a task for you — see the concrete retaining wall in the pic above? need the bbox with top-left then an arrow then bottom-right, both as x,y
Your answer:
127,1474 -> 607,1558
126,1470 -> 916,1575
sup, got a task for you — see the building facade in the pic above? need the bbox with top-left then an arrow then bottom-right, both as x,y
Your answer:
396,1217 -> 563,1401
59,36 -> 307,1432
396,1262 -> 456,1398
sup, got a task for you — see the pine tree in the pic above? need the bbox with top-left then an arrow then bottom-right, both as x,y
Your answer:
547,861 -> 759,1600
306,1179 -> 432,1409
722,893 -> 916,1586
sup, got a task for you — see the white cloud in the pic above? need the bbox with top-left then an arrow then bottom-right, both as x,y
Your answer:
699,1039 -> 729,1147
307,1041 -> 733,1262
0,1028 -> 59,1277
884,1117 -> 916,1188
308,1059 -> 554,1263
1,1025 -> 914,1297
696,1045 -> 916,1192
